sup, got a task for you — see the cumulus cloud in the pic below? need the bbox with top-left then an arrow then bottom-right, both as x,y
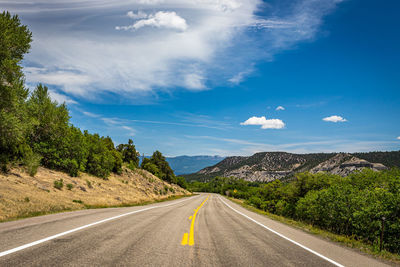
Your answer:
240,116 -> 285,129
323,115 -> 347,123
276,106 -> 285,111
116,11 -> 188,31
5,0 -> 345,100
397,136 -> 400,140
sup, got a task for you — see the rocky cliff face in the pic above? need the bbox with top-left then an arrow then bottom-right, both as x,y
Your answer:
183,151 -> 398,182
310,153 -> 388,177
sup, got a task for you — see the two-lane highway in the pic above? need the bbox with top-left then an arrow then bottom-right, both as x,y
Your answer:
0,194 -> 392,266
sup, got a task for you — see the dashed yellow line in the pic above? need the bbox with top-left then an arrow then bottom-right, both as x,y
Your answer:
181,233 -> 188,245
181,195 -> 209,247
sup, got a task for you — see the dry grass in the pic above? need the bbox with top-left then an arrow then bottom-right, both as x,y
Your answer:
0,167 -> 189,222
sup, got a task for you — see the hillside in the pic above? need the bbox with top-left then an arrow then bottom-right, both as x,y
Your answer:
0,167 -> 189,222
165,155 -> 225,175
184,151 -> 400,182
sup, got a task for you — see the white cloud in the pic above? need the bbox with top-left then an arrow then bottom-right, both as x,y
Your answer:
48,90 -> 77,105
126,11 -> 148,19
138,0 -> 164,4
276,106 -> 285,111
183,73 -> 206,90
10,0 -> 345,100
228,67 -> 254,85
116,11 -> 188,31
184,135 -> 398,156
323,115 -> 347,123
397,136 -> 400,140
121,126 -> 136,136
82,111 -> 99,118
240,116 -> 285,129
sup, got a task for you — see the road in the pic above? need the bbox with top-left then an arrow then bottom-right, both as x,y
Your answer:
0,194 -> 393,266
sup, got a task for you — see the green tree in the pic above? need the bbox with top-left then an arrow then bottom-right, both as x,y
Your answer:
116,139 -> 139,168
0,11 -> 32,170
141,151 -> 176,183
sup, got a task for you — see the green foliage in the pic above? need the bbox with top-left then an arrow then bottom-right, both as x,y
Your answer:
192,169 -> 400,254
0,11 -> 32,167
176,176 -> 188,189
141,151 -> 176,183
66,183 -> 73,190
72,199 -> 83,204
84,132 -> 118,178
53,179 -> 63,190
117,139 -> 139,169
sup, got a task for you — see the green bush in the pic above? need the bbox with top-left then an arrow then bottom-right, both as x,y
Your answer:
53,179 -> 63,190
66,183 -> 73,190
23,151 -> 42,177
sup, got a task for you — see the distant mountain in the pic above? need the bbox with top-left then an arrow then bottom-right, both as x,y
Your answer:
165,155 -> 225,175
183,151 -> 400,182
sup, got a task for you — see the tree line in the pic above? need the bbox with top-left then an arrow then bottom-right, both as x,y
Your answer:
189,169 -> 400,254
0,11 -> 183,187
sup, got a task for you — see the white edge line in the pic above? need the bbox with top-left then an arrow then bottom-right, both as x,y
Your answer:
218,196 -> 345,267
0,195 -> 199,258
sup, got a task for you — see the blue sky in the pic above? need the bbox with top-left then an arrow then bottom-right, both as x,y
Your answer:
3,0 -> 400,156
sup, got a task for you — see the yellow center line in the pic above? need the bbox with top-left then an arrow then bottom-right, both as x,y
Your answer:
181,195 -> 209,247
181,233 -> 188,245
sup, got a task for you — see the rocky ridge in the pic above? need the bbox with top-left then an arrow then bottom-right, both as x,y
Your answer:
183,151 -> 399,182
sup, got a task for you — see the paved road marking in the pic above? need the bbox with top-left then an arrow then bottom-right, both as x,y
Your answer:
181,233 -> 188,245
0,195 -> 198,258
181,195 -> 209,246
189,195 -> 209,246
218,196 -> 344,267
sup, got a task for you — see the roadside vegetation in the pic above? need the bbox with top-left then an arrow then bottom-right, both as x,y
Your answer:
188,169 -> 400,256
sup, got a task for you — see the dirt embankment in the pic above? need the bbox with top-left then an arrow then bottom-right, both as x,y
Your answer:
0,167 -> 189,221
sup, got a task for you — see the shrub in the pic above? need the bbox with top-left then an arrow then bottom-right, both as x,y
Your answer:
53,179 -> 63,190
66,183 -> 73,190
86,180 -> 93,189
21,146 -> 42,177
72,199 -> 83,204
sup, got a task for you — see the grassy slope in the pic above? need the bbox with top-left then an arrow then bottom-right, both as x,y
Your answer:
0,167 -> 189,222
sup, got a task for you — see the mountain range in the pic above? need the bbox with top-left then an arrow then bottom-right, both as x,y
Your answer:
165,155 -> 225,175
182,151 -> 400,182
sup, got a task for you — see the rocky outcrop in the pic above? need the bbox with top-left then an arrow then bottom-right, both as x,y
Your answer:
184,151 -> 397,182
311,155 -> 388,177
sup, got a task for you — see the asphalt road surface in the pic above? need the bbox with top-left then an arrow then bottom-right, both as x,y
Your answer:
0,194 -> 393,266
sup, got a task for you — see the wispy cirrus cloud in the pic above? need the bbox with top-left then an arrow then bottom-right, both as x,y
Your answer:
2,0 -> 346,100
79,109 -> 230,130
183,135 -> 398,156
